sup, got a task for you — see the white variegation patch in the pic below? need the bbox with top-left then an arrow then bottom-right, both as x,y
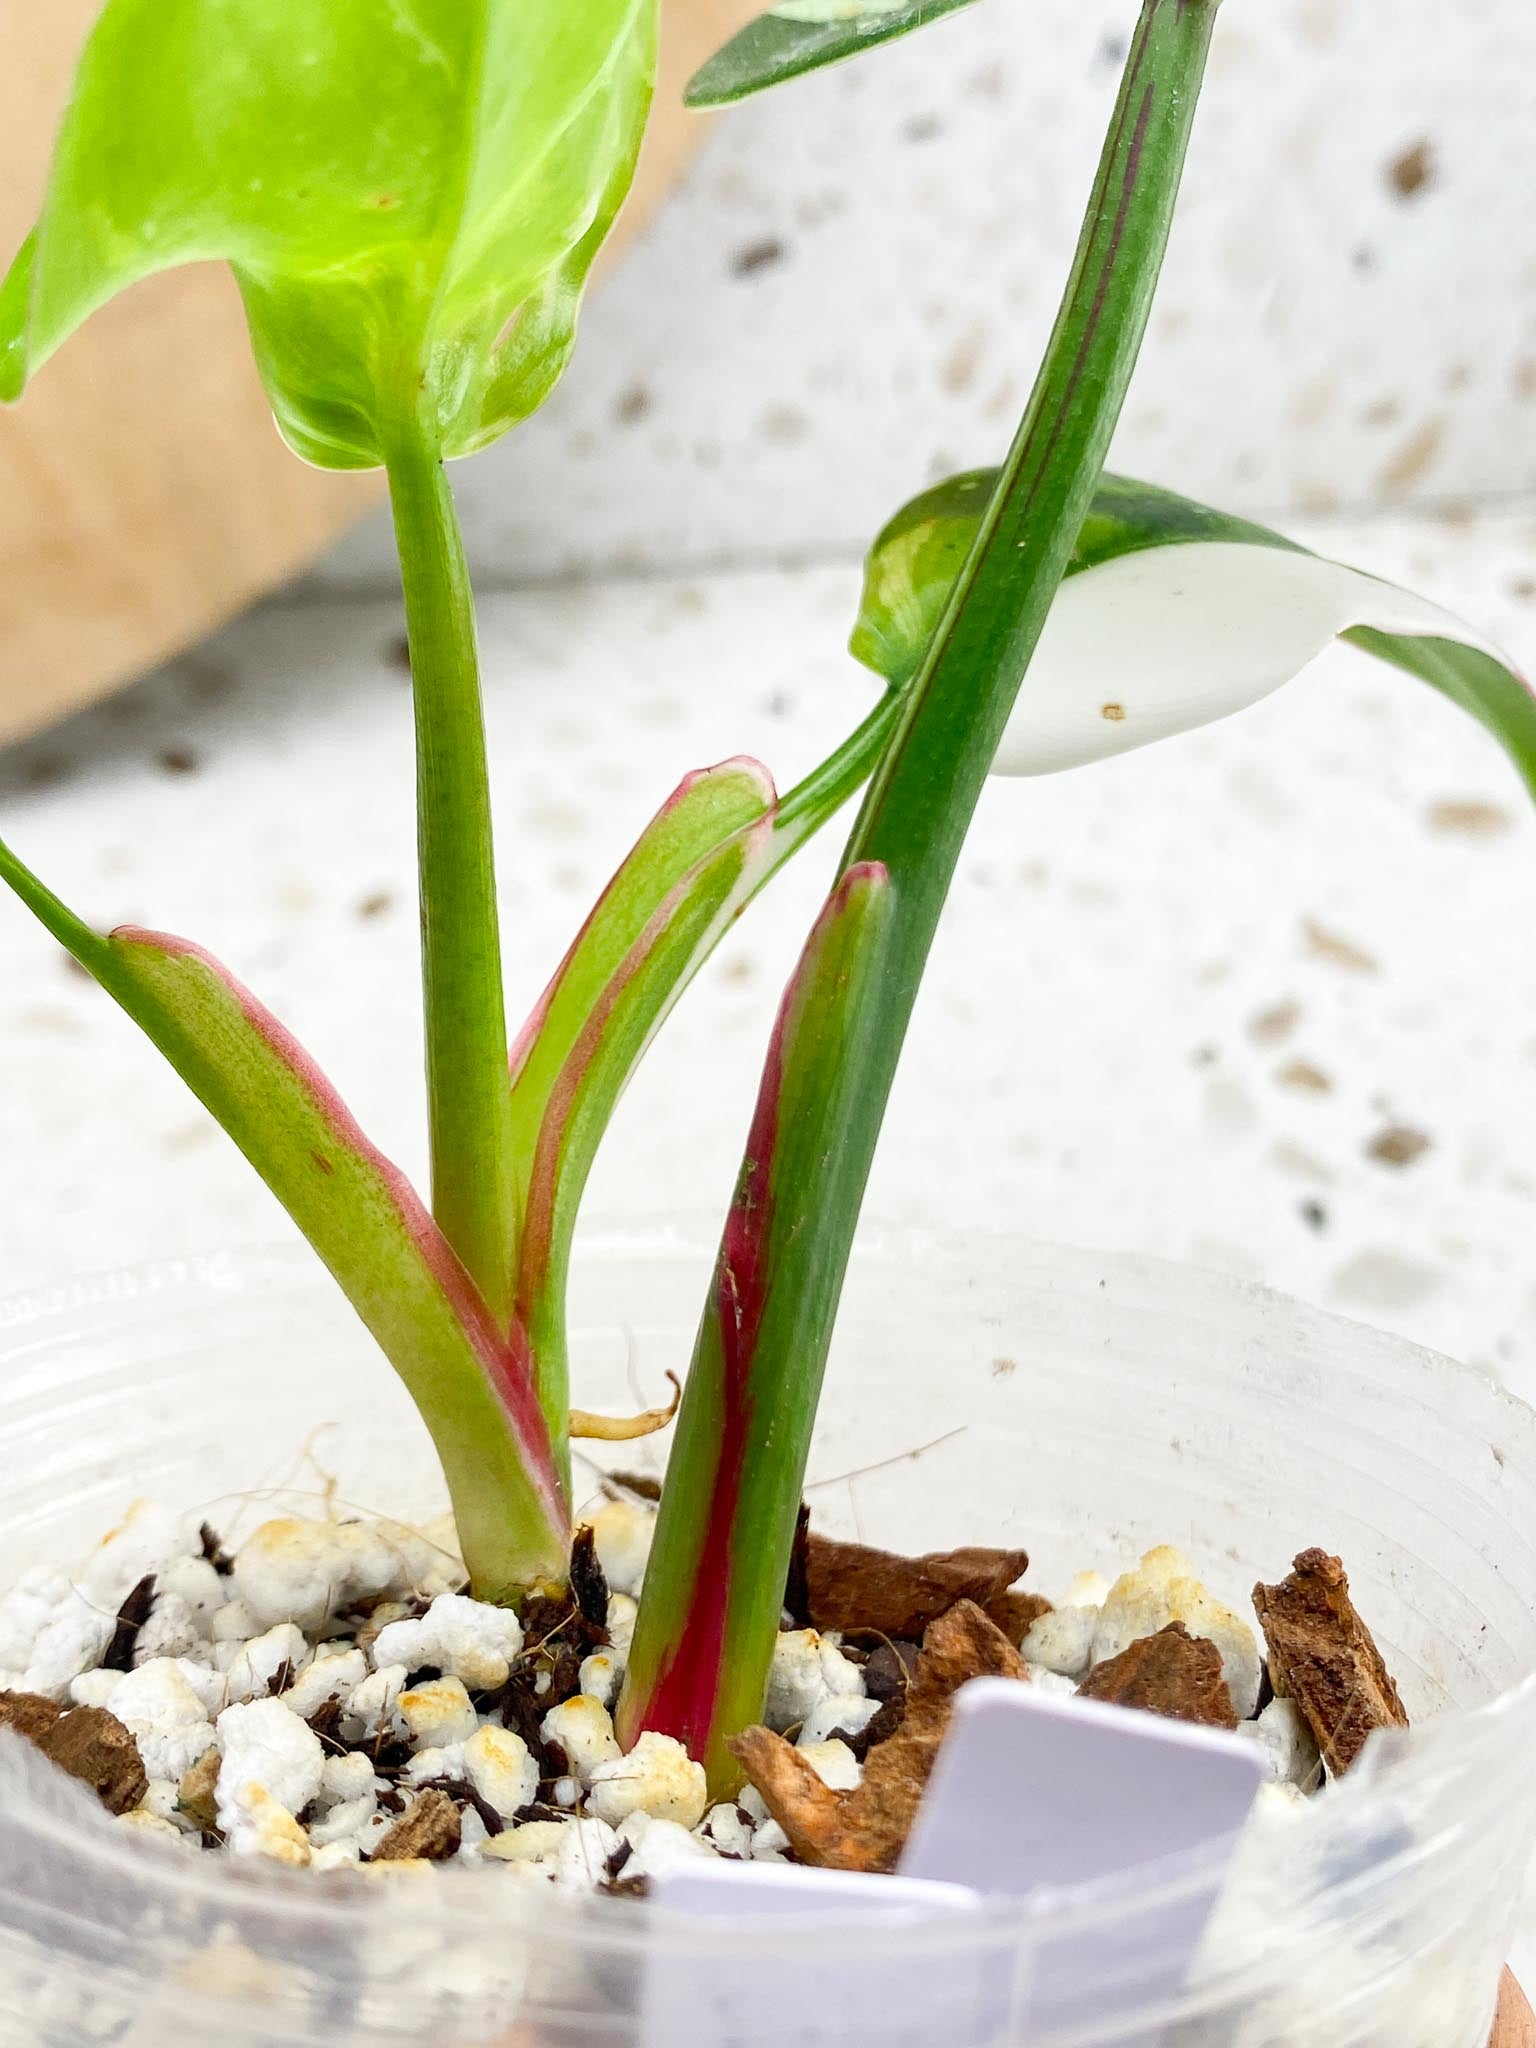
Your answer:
774,0 -> 909,21
992,542 -> 1510,777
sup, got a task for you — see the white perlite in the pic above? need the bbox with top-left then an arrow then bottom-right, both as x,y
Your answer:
540,1695 -> 623,1782
763,1630 -> 865,1734
586,1731 -> 707,1830
1,1496 -> 1329,1879
464,1725 -> 539,1820
372,1592 -> 523,1691
216,1697 -> 326,1852
234,1516 -> 462,1634
109,1660 -> 220,1780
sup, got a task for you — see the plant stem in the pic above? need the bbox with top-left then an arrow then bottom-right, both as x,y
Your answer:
385,427 -> 519,1332
620,0 -> 1222,1778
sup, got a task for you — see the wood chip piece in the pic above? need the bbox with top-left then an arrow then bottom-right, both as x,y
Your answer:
369,1787 -> 462,1863
804,1533 -> 1042,1643
1493,1968 -> 1536,2047
0,1691 -> 65,1743
731,1599 -> 1024,1873
1252,1549 -> 1408,1775
1076,1622 -> 1238,1730
178,1748 -> 222,1835
37,1707 -> 148,1816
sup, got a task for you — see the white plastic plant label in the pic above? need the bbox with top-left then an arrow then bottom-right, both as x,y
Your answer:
645,1859 -> 1017,2047
902,1678 -> 1266,2043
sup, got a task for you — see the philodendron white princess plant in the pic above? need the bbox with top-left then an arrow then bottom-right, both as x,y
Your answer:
0,0 -> 1531,2011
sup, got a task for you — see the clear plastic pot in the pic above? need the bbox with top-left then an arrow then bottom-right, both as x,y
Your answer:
0,1228 -> 1533,2047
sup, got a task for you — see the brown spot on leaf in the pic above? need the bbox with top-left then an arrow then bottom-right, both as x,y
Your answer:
1252,1549 -> 1408,1775
1427,799 -> 1512,838
311,1150 -> 336,1177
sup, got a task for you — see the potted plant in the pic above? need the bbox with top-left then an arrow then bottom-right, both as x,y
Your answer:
0,0 -> 1533,2042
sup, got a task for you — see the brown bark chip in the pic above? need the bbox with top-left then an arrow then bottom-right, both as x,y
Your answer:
178,1749 -> 222,1836
369,1787 -> 462,1863
731,1599 -> 1025,1873
1076,1623 -> 1239,1730
804,1533 -> 1040,1643
37,1708 -> 148,1816
1252,1548 -> 1408,1775
0,1691 -> 65,1743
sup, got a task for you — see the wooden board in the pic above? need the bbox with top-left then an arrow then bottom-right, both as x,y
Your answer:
0,0 -> 755,747
1494,1969 -> 1536,2047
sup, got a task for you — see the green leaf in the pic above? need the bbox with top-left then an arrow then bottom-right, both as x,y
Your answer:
686,0 -> 981,106
0,834 -> 566,1601
616,862 -> 895,1785
2,0 -> 657,465
631,0 -> 1223,1772
854,470 -> 1536,798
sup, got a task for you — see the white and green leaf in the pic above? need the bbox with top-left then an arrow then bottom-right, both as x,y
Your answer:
853,470 -> 1536,796
686,0 -> 981,107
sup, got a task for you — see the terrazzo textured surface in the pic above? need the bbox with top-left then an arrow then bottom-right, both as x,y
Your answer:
315,0 -> 1536,589
2,508 -> 1534,1400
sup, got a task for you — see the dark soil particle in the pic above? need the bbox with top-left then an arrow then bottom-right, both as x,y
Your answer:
604,1471 -> 662,1503
200,1523 -> 235,1575
102,1575 -> 157,1673
495,1668 -> 550,1755
860,1640 -> 920,1704
569,1526 -> 609,1632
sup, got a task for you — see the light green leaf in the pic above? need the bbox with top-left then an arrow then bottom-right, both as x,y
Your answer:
2,0 -> 657,466
853,470 -> 1536,798
0,834 -> 566,1600
686,0 -> 980,107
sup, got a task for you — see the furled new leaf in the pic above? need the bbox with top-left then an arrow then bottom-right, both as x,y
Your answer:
686,0 -> 981,107
504,699 -> 903,1471
854,471 -> 1536,795
616,862 -> 894,1785
1,0 -> 657,465
0,836 -> 566,1600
